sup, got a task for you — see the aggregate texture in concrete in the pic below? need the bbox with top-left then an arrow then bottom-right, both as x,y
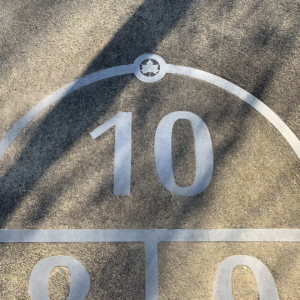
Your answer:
0,0 -> 300,299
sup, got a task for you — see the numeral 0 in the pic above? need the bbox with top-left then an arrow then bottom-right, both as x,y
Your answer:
90,111 -> 213,196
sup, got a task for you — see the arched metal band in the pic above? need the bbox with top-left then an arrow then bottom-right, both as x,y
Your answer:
1,62 -> 299,161
167,64 -> 300,159
0,65 -> 135,160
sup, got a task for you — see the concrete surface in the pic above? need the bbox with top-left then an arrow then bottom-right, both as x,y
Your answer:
0,0 -> 300,299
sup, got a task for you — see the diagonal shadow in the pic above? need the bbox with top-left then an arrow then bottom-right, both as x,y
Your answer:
0,0 -> 198,227
1,1 -> 300,298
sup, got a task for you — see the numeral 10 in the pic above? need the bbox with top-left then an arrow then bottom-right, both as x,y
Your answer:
90,111 -> 213,196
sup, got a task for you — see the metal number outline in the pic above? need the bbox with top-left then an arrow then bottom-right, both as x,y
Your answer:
1,54 -> 300,299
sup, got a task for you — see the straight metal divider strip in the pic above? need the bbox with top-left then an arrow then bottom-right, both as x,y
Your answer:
2,229 -> 300,300
2,229 -> 300,243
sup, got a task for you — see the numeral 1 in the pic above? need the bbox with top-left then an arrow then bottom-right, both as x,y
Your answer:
90,112 -> 132,196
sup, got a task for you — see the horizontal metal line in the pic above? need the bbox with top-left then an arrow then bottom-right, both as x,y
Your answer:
1,229 -> 300,243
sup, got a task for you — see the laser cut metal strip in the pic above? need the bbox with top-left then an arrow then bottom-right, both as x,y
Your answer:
1,54 -> 300,160
1,54 -> 300,299
1,229 -> 300,300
